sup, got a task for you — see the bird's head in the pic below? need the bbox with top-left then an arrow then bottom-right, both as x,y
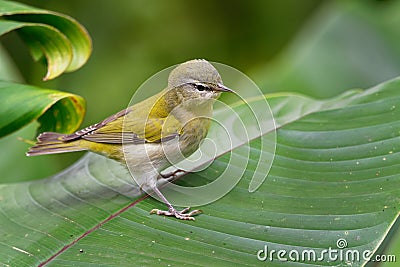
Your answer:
167,59 -> 233,104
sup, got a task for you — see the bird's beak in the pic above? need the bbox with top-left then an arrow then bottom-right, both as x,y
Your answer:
215,84 -> 234,93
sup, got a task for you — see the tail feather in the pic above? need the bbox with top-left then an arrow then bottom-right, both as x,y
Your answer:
26,132 -> 87,156
36,132 -> 65,142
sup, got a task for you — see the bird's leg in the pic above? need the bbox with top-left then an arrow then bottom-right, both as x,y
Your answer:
150,186 -> 202,220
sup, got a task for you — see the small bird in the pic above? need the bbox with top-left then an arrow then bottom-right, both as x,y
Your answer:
27,59 -> 233,220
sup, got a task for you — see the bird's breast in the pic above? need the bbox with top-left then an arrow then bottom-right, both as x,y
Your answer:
179,117 -> 211,157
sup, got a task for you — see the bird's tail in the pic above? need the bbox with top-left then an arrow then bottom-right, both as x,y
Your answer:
26,132 -> 87,156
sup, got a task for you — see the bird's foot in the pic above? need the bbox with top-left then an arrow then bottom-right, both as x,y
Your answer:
150,207 -> 202,221
160,169 -> 187,179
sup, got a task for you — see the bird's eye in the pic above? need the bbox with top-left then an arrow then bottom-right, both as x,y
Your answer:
195,84 -> 208,91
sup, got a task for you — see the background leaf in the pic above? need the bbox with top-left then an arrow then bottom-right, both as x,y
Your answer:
0,0 -> 92,80
0,81 -> 85,137
0,0 -> 91,182
0,76 -> 399,266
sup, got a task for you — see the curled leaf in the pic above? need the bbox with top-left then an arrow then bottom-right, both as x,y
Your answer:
0,80 -> 85,138
0,0 -> 92,80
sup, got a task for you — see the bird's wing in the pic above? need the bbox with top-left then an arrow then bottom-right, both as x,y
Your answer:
60,108 -> 131,142
62,107 -> 182,144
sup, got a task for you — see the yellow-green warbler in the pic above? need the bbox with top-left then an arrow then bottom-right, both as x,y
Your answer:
27,59 -> 233,220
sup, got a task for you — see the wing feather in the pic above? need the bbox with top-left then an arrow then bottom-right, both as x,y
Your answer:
61,108 -> 131,141
79,111 -> 181,144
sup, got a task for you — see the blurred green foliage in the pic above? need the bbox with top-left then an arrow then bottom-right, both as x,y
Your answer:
0,0 -> 321,181
256,0 -> 400,98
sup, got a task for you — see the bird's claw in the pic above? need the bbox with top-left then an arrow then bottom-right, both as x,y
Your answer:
150,207 -> 202,220
160,169 -> 187,179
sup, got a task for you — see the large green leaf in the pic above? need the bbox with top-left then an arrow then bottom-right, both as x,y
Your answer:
0,81 -> 85,137
0,0 -> 92,80
0,76 -> 399,266
252,1 -> 400,262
